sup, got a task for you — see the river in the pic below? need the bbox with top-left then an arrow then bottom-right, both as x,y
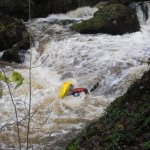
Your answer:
0,2 -> 150,150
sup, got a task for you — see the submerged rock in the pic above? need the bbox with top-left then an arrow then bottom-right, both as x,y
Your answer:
71,3 -> 140,35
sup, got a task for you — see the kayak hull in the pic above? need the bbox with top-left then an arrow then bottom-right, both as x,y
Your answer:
58,82 -> 72,98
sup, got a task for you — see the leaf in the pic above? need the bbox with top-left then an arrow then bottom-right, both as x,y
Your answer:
3,76 -> 9,83
0,89 -> 3,99
0,72 -> 4,80
15,81 -> 23,89
145,116 -> 150,126
141,141 -> 150,148
11,71 -> 24,83
0,71 -> 24,88
11,71 -> 24,89
0,72 -> 9,83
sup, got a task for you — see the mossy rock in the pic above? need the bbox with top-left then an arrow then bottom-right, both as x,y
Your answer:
0,18 -> 29,52
95,2 -> 108,10
71,3 -> 140,35
66,69 -> 150,150
0,13 -> 30,63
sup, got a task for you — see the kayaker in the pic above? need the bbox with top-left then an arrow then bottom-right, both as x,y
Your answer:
69,82 -> 99,97
70,86 -> 89,97
58,82 -> 99,98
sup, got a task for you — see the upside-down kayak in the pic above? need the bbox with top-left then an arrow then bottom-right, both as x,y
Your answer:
58,82 -> 72,99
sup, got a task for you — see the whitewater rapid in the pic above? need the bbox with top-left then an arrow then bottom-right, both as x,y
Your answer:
0,3 -> 150,149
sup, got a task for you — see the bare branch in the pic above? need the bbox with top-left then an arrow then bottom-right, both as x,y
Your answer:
0,67 -> 22,150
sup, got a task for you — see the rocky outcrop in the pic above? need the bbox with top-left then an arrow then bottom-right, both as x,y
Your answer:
0,18 -> 29,51
71,3 -> 140,35
1,36 -> 29,63
0,17 -> 30,63
0,0 -> 100,63
0,0 -> 145,63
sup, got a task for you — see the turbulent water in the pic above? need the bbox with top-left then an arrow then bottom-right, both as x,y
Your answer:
0,3 -> 150,150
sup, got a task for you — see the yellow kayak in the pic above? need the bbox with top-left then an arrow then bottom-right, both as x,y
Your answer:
58,82 -> 72,99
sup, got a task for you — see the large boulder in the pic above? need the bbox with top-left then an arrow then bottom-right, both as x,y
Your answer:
1,36 -> 29,63
0,18 -> 29,52
0,17 -> 30,63
71,3 -> 140,35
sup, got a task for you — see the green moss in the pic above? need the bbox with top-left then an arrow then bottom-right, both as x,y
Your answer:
70,3 -> 140,35
141,141 -> 150,149
66,139 -> 80,150
71,15 -> 106,33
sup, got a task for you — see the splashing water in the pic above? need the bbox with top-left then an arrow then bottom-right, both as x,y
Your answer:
1,3 -> 150,149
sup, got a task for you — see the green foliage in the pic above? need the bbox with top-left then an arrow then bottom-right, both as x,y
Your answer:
11,71 -> 24,89
0,72 -> 9,83
144,117 -> 150,126
66,144 -> 78,150
66,140 -> 79,150
0,71 -> 24,94
11,71 -> 23,83
141,141 -> 150,149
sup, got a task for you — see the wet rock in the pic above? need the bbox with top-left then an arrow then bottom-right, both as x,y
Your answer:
0,30 -> 7,51
1,36 -> 29,63
0,18 -> 29,51
71,3 -> 140,35
95,2 -> 108,10
2,49 -> 21,63
0,17 -> 30,63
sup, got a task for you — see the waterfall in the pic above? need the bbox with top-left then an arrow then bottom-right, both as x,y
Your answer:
130,1 -> 150,24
